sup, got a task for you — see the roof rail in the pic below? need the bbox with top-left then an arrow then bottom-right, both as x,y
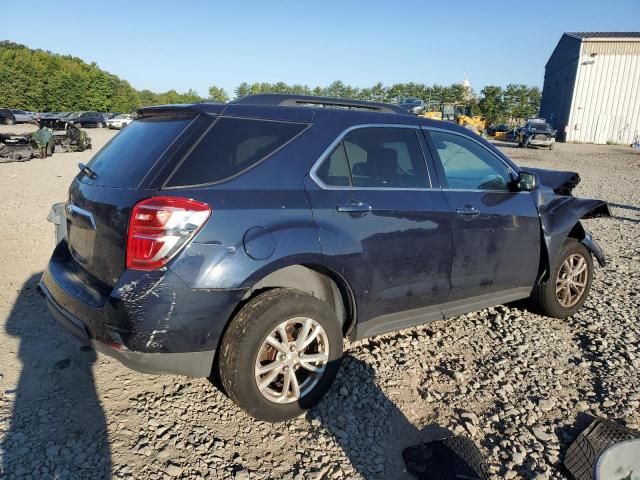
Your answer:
230,94 -> 409,115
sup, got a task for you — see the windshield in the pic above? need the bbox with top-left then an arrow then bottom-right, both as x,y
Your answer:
114,114 -> 129,119
69,111 -> 83,117
401,98 -> 420,105
529,123 -> 552,130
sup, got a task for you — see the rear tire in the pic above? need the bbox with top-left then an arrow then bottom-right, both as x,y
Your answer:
6,118 -> 15,125
218,288 -> 343,422
46,141 -> 54,157
531,239 -> 593,318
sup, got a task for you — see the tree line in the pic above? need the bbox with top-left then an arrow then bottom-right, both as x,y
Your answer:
0,41 -> 540,122
233,82 -> 541,122
0,41 -> 207,113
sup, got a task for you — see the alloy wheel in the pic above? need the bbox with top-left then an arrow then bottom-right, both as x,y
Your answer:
556,253 -> 589,308
254,317 -> 329,404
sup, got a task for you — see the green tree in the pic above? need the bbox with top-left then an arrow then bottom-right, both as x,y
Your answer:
0,41 -> 205,112
527,86 -> 541,118
478,85 -> 504,122
208,85 -> 229,103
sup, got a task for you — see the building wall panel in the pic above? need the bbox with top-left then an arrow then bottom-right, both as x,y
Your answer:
539,36 -> 581,139
567,41 -> 640,144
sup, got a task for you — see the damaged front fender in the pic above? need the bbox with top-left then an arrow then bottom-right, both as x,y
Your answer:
534,190 -> 611,280
581,229 -> 606,267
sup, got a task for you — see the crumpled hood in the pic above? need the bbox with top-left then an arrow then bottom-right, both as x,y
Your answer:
525,167 -> 581,195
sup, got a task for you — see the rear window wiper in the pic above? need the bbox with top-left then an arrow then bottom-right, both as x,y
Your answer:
78,162 -> 97,179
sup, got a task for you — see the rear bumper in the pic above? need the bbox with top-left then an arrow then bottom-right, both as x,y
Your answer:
39,279 -> 215,377
39,240 -> 246,377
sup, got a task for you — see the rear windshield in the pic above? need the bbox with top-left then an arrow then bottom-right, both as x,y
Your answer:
166,117 -> 307,187
84,116 -> 193,187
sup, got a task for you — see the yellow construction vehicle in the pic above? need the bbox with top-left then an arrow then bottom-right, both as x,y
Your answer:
419,103 -> 488,134
420,110 -> 443,121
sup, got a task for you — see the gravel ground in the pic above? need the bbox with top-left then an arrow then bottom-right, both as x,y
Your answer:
0,125 -> 639,480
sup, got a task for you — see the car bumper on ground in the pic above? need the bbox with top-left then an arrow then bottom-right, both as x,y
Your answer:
38,241 -> 246,377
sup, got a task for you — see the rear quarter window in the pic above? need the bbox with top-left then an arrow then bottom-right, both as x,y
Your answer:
84,116 -> 194,188
166,117 -> 307,187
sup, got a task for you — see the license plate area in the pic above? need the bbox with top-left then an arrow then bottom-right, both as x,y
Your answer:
66,204 -> 97,267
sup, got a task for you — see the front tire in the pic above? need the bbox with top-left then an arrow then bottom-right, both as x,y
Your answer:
218,288 -> 343,422
531,239 -> 593,318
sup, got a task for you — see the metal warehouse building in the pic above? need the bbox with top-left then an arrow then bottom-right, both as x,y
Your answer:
539,32 -> 640,144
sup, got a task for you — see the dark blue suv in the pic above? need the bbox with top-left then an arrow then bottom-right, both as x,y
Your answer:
40,94 -> 610,421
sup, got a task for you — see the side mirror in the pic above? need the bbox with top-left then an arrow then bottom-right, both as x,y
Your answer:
516,171 -> 538,191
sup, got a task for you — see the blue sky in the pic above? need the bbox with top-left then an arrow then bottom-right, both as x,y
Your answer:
4,0 -> 639,97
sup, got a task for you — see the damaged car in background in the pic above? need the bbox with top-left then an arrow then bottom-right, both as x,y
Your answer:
37,118 -> 92,152
518,118 -> 557,149
0,121 -> 91,163
0,127 -> 55,162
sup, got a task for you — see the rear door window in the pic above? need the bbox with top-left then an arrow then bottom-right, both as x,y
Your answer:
316,143 -> 351,186
166,117 -> 307,186
316,127 -> 430,189
84,116 -> 194,188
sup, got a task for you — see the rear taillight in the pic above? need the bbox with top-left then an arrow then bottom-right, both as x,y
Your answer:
126,196 -> 211,271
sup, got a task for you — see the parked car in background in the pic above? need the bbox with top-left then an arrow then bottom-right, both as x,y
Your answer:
398,98 -> 425,114
9,109 -> 33,124
518,119 -> 556,149
40,94 -> 610,422
0,108 -> 17,125
505,125 -> 524,142
487,123 -> 511,136
107,113 -> 133,129
66,111 -> 107,128
37,112 -> 60,120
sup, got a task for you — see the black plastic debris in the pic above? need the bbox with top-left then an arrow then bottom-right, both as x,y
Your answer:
403,436 -> 489,480
565,417 -> 640,480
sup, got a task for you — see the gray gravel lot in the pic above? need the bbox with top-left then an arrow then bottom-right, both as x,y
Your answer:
0,126 -> 639,479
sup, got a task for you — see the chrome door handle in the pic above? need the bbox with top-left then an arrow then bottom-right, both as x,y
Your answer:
337,201 -> 373,214
455,207 -> 480,216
